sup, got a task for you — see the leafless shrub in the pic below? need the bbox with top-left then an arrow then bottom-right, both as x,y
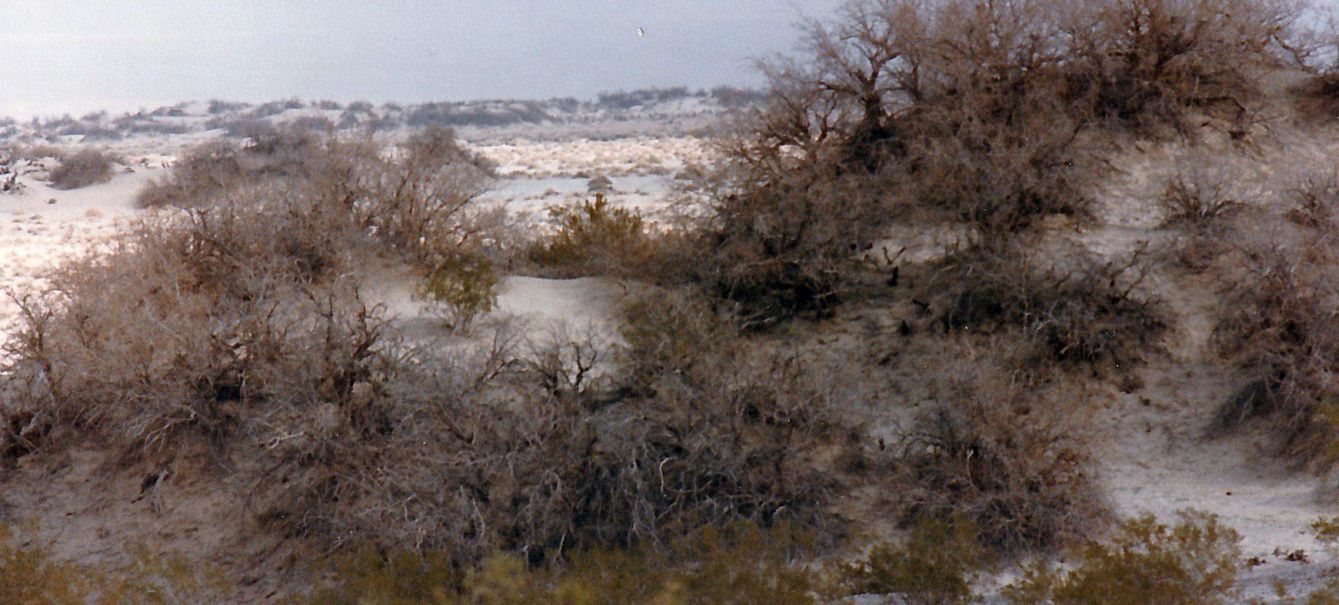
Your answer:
48,147 -> 116,190
134,127 -> 502,267
893,370 -> 1108,555
933,242 -> 1168,373
1286,169 -> 1339,230
1159,168 -> 1244,231
136,139 -> 245,208
1212,234 -> 1339,464
3,185 -> 846,569
1062,0 -> 1308,135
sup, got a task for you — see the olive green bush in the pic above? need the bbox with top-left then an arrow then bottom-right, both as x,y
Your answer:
1004,511 -> 1242,605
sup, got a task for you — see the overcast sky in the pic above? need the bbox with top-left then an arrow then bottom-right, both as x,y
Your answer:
0,1 -> 845,119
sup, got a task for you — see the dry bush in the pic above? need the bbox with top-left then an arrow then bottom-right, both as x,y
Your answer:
1004,511 -> 1242,605
687,0 -> 1302,323
1156,165 -> 1248,272
3,117 -> 846,569
1295,73 -> 1339,120
688,163 -> 886,327
694,0 -> 1311,324
134,126 -> 502,266
136,139 -> 245,208
892,371 -> 1108,555
0,196 -> 386,454
1286,169 -> 1339,230
1212,234 -> 1339,464
257,320 -> 846,565
934,242 -> 1168,373
362,126 -> 498,264
3,210 -> 845,566
48,147 -> 116,190
1062,0 -> 1307,135
1159,168 -> 1244,231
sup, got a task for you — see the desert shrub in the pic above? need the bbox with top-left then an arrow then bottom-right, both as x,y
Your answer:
48,147 -> 115,190
0,524 -> 91,605
136,139 -> 245,208
892,371 -> 1108,554
1156,164 -> 1248,271
1061,0 -> 1307,135
528,193 -> 650,278
1004,511 -> 1242,605
934,243 -> 1168,372
311,523 -> 819,605
834,518 -> 982,605
4,214 -> 845,563
1212,235 -> 1339,463
616,290 -> 726,397
1159,168 -> 1244,231
416,251 -> 500,330
693,0 -> 1312,326
690,161 -> 887,327
359,126 -> 498,264
0,196 -> 386,454
134,126 -> 500,266
1286,169 -> 1339,230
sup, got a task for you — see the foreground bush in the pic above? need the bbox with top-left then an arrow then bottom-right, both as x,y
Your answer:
48,147 -> 115,190
892,372 -> 1108,554
834,518 -> 983,605
1004,511 -> 1242,605
0,525 -> 228,604
311,523 -> 820,605
1,180 -> 847,567
1213,228 -> 1339,464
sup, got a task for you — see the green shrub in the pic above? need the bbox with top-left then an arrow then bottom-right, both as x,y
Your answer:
1004,511 -> 1242,605
0,526 -> 228,604
835,518 -> 982,605
310,524 -> 820,605
417,252 -> 499,330
529,193 -> 649,277
0,524 -> 90,605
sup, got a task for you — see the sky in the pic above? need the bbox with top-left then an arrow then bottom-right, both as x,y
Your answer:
0,1 -> 846,119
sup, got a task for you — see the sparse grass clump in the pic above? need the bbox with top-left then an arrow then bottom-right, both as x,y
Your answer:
48,147 -> 115,190
1004,511 -> 1242,605
0,524 -> 90,605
